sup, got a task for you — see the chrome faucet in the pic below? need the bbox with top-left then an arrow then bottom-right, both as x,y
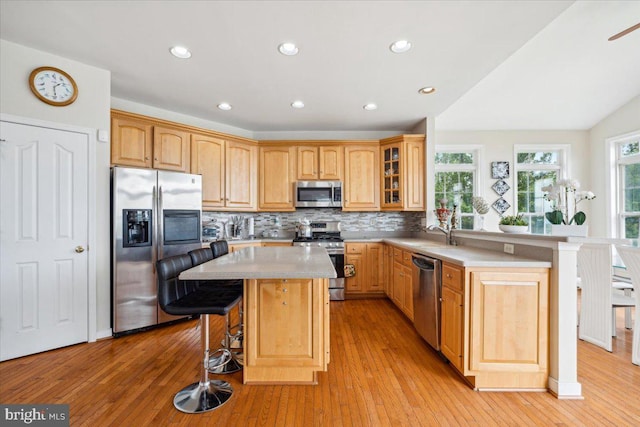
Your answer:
427,224 -> 456,246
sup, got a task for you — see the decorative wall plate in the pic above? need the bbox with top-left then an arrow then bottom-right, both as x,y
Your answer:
492,179 -> 510,196
491,161 -> 510,179
492,198 -> 510,215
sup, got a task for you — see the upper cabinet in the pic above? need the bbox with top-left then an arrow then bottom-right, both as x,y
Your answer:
111,113 -> 189,172
225,141 -> 258,210
191,134 -> 257,211
296,146 -> 343,180
153,126 -> 190,172
343,145 -> 380,211
259,146 -> 296,211
111,115 -> 153,169
190,134 -> 225,208
380,135 -> 425,211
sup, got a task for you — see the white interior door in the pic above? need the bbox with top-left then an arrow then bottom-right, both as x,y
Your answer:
0,121 -> 89,361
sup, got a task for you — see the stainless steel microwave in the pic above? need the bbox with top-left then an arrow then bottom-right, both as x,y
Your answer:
295,181 -> 342,208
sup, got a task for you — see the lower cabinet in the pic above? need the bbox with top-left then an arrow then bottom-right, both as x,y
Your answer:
441,264 -> 464,372
440,262 -> 550,390
389,246 -> 413,320
345,242 -> 384,297
243,278 -> 329,384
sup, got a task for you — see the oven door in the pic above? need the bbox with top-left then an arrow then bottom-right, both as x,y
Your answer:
326,249 -> 345,301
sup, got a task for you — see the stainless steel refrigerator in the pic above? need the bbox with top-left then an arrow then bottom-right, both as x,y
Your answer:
111,166 -> 202,335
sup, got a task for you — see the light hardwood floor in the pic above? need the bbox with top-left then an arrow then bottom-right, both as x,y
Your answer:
1,299 -> 638,426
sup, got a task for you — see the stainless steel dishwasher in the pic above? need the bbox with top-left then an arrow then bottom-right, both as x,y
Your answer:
412,254 -> 442,351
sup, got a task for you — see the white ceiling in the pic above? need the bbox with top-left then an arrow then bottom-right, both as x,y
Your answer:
1,1 -> 638,133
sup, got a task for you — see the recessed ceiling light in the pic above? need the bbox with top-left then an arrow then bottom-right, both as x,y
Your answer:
363,103 -> 378,111
390,40 -> 411,53
278,42 -> 299,56
217,103 -> 232,111
418,86 -> 436,94
170,46 -> 192,59
291,100 -> 305,109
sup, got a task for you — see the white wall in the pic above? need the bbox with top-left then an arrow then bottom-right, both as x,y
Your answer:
433,129 -> 590,231
0,39 -> 112,337
111,97 -> 254,139
588,95 -> 640,238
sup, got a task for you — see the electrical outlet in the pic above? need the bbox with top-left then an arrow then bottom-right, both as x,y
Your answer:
503,243 -> 515,254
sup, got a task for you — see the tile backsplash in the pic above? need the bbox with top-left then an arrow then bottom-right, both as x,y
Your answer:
202,209 -> 424,237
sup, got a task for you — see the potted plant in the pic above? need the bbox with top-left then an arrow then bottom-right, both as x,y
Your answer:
499,214 -> 529,234
542,179 -> 595,236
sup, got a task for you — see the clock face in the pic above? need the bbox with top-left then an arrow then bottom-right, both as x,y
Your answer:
29,67 -> 78,106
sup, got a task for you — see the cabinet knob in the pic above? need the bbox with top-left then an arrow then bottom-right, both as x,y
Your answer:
282,301 -> 287,305
145,156 -> 150,160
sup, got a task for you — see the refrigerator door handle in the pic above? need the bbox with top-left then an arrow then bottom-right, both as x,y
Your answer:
152,185 -> 158,272
157,185 -> 164,261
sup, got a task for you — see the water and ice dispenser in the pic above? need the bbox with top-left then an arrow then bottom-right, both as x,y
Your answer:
123,209 -> 151,247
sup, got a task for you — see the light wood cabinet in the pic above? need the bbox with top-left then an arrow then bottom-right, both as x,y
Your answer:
345,242 -> 384,296
343,146 -> 380,211
111,115 -> 153,168
389,247 -> 413,320
259,146 -> 296,211
383,244 -> 394,297
191,134 -> 225,208
244,278 -> 329,384
441,263 -> 465,372
380,135 -> 425,211
440,262 -> 550,390
296,146 -> 343,180
225,141 -> 258,210
191,137 -> 257,211
111,118 -> 190,172
153,126 -> 190,172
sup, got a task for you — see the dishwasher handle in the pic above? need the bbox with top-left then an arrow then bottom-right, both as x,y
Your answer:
412,254 -> 437,271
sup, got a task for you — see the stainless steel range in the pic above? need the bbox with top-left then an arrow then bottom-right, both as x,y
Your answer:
293,221 -> 345,301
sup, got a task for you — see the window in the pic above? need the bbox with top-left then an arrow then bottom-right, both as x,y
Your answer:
434,147 -> 481,229
514,146 -> 568,234
615,136 -> 640,244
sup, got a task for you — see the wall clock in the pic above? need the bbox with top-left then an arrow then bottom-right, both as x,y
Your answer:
29,66 -> 78,106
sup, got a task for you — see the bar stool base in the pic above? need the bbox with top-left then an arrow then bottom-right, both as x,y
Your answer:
173,380 -> 233,413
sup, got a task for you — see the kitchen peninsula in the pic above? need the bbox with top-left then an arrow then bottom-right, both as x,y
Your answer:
180,246 -> 336,384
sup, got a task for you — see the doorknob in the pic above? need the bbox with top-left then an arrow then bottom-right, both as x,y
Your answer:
75,246 -> 85,253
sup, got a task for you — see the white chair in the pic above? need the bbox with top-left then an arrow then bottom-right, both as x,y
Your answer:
614,245 -> 639,366
577,243 -> 635,352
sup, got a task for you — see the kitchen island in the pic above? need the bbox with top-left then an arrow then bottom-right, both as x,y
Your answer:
180,246 -> 336,384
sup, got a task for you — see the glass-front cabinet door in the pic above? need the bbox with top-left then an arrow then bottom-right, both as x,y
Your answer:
382,143 -> 402,209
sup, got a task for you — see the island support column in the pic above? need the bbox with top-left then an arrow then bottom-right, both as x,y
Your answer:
548,242 -> 583,399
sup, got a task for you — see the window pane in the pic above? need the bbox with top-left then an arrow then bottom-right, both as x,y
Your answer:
621,141 -> 639,157
517,152 -> 559,165
516,170 -> 556,214
624,163 -> 640,212
624,216 -> 639,239
434,171 -> 475,229
435,152 -> 474,165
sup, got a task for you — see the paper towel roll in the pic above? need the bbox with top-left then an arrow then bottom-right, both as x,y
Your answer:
247,217 -> 255,237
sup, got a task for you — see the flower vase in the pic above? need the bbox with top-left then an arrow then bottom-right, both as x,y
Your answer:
550,224 -> 588,237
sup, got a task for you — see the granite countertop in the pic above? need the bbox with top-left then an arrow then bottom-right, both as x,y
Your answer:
180,246 -> 337,280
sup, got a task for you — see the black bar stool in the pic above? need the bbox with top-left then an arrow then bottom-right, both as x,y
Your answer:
188,247 -> 213,266
210,240 -> 229,259
157,254 -> 242,413
208,241 -> 244,373
188,246 -> 243,374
